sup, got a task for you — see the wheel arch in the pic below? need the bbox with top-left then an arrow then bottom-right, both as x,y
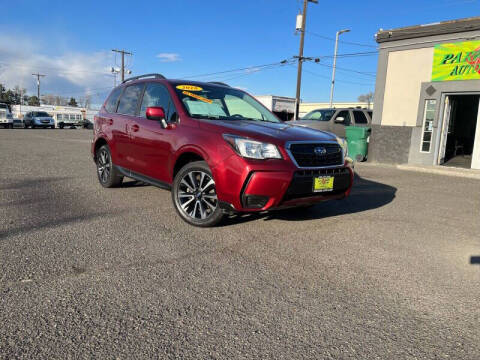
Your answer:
172,151 -> 206,180
93,137 -> 109,162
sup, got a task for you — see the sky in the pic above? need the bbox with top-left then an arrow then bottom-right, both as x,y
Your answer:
1,0 -> 479,107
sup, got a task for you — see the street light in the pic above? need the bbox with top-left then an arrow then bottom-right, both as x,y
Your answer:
329,29 -> 350,108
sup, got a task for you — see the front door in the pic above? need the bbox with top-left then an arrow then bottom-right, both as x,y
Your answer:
128,82 -> 178,182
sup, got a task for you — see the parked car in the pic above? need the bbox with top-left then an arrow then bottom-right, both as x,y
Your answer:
0,103 -> 14,129
82,118 -> 94,129
288,108 -> 372,138
55,113 -> 83,128
13,119 -> 24,128
92,74 -> 354,227
23,111 -> 55,129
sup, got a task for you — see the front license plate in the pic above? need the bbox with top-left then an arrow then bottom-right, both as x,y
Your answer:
313,176 -> 334,192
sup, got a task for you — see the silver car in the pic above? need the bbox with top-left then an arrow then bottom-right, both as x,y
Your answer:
288,108 -> 372,138
23,111 -> 55,129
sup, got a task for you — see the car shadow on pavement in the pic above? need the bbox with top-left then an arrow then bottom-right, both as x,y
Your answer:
221,173 -> 397,226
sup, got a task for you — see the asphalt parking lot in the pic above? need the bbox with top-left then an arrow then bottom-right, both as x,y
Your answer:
1,129 -> 479,359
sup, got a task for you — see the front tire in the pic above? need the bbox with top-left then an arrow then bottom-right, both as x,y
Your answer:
96,145 -> 123,188
172,161 -> 223,227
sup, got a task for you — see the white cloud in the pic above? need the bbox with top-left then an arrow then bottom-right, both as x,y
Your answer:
156,53 -> 181,63
0,34 -> 114,103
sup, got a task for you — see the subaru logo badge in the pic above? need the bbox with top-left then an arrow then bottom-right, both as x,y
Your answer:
314,146 -> 327,156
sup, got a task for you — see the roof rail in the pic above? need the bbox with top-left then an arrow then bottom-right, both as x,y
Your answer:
209,81 -> 230,87
122,73 -> 166,84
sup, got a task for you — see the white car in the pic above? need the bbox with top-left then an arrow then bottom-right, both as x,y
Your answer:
0,103 -> 14,129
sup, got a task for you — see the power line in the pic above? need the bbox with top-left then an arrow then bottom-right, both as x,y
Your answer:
112,49 -> 133,82
306,30 -> 377,48
312,62 -> 376,78
181,60 -> 293,79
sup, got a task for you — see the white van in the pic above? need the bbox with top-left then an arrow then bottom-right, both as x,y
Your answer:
0,103 -> 13,129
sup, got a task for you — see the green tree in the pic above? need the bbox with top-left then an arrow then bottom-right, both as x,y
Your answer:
28,96 -> 40,106
68,97 -> 78,107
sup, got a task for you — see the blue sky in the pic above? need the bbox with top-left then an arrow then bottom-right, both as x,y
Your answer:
1,0 -> 479,106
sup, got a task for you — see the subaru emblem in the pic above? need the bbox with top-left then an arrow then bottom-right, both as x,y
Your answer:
314,146 -> 327,156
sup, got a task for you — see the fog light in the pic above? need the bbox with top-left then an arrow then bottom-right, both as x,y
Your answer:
244,195 -> 269,209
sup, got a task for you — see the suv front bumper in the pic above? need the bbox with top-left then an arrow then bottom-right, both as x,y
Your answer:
213,154 -> 354,213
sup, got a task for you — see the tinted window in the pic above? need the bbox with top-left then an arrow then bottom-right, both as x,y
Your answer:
117,84 -> 144,115
105,87 -> 123,113
367,111 -> 373,119
335,110 -> 351,125
34,112 -> 50,117
140,83 -> 178,122
353,111 -> 368,124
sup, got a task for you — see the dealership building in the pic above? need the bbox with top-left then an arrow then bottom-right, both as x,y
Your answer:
370,16 -> 480,170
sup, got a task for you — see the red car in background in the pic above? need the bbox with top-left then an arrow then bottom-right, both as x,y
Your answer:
92,74 -> 353,226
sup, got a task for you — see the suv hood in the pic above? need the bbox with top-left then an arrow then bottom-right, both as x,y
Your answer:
199,120 -> 337,145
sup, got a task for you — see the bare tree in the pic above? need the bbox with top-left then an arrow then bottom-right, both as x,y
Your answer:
358,92 -> 374,109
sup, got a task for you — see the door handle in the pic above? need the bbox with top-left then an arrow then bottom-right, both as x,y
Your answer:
131,124 -> 139,132
107,118 -> 113,125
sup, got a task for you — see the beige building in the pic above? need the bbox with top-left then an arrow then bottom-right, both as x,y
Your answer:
371,16 -> 480,170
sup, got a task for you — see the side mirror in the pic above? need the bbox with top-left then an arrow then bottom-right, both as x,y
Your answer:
334,116 -> 345,123
146,106 -> 168,128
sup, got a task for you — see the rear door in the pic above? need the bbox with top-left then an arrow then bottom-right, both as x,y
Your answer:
100,86 -> 127,167
115,83 -> 145,171
129,82 -> 178,182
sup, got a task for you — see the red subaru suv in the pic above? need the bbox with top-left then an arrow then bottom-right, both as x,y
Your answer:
92,74 -> 353,226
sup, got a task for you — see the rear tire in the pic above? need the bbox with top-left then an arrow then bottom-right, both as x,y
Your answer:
50,125 -> 55,129
172,161 -> 224,227
96,145 -> 123,188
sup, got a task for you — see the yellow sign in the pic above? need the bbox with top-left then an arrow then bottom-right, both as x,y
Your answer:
182,91 -> 212,104
313,176 -> 334,192
176,85 -> 203,91
432,41 -> 480,81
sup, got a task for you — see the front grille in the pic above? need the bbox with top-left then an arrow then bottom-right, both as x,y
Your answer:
288,142 -> 343,167
283,168 -> 351,201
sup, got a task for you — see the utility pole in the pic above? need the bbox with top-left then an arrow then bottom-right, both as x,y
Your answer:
32,73 -> 46,102
329,29 -> 350,108
112,49 -> 133,82
294,0 -> 317,120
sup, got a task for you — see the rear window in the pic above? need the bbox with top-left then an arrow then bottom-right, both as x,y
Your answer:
105,87 -> 123,113
353,111 -> 368,124
117,84 -> 144,115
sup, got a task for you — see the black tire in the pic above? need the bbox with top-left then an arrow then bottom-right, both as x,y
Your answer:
8,124 -> 13,129
172,161 -> 223,227
50,125 -> 55,129
31,125 -> 35,129
59,123 -> 64,129
96,145 -> 123,188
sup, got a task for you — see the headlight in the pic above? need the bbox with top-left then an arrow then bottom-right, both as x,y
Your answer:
223,134 -> 282,160
336,136 -> 348,157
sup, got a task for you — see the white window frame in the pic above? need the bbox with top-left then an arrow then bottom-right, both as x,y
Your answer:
420,99 -> 436,153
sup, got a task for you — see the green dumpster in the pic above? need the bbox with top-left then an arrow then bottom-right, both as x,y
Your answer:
345,126 -> 371,162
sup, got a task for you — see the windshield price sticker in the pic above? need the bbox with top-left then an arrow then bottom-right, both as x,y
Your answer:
176,85 -> 203,91
182,91 -> 213,104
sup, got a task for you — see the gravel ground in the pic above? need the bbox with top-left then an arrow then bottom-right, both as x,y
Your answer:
1,129 -> 479,359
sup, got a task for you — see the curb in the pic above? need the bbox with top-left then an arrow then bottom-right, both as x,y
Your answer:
357,162 -> 480,180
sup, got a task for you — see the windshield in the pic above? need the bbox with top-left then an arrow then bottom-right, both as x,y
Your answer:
302,109 -> 336,121
34,112 -> 50,117
173,83 -> 280,123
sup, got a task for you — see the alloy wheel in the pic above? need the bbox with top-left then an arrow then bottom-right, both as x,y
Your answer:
97,148 -> 111,183
177,170 -> 218,220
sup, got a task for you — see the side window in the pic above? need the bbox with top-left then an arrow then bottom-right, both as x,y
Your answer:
117,84 -> 145,115
105,87 -> 123,113
140,83 -> 178,123
334,110 -> 351,126
353,111 -> 368,124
